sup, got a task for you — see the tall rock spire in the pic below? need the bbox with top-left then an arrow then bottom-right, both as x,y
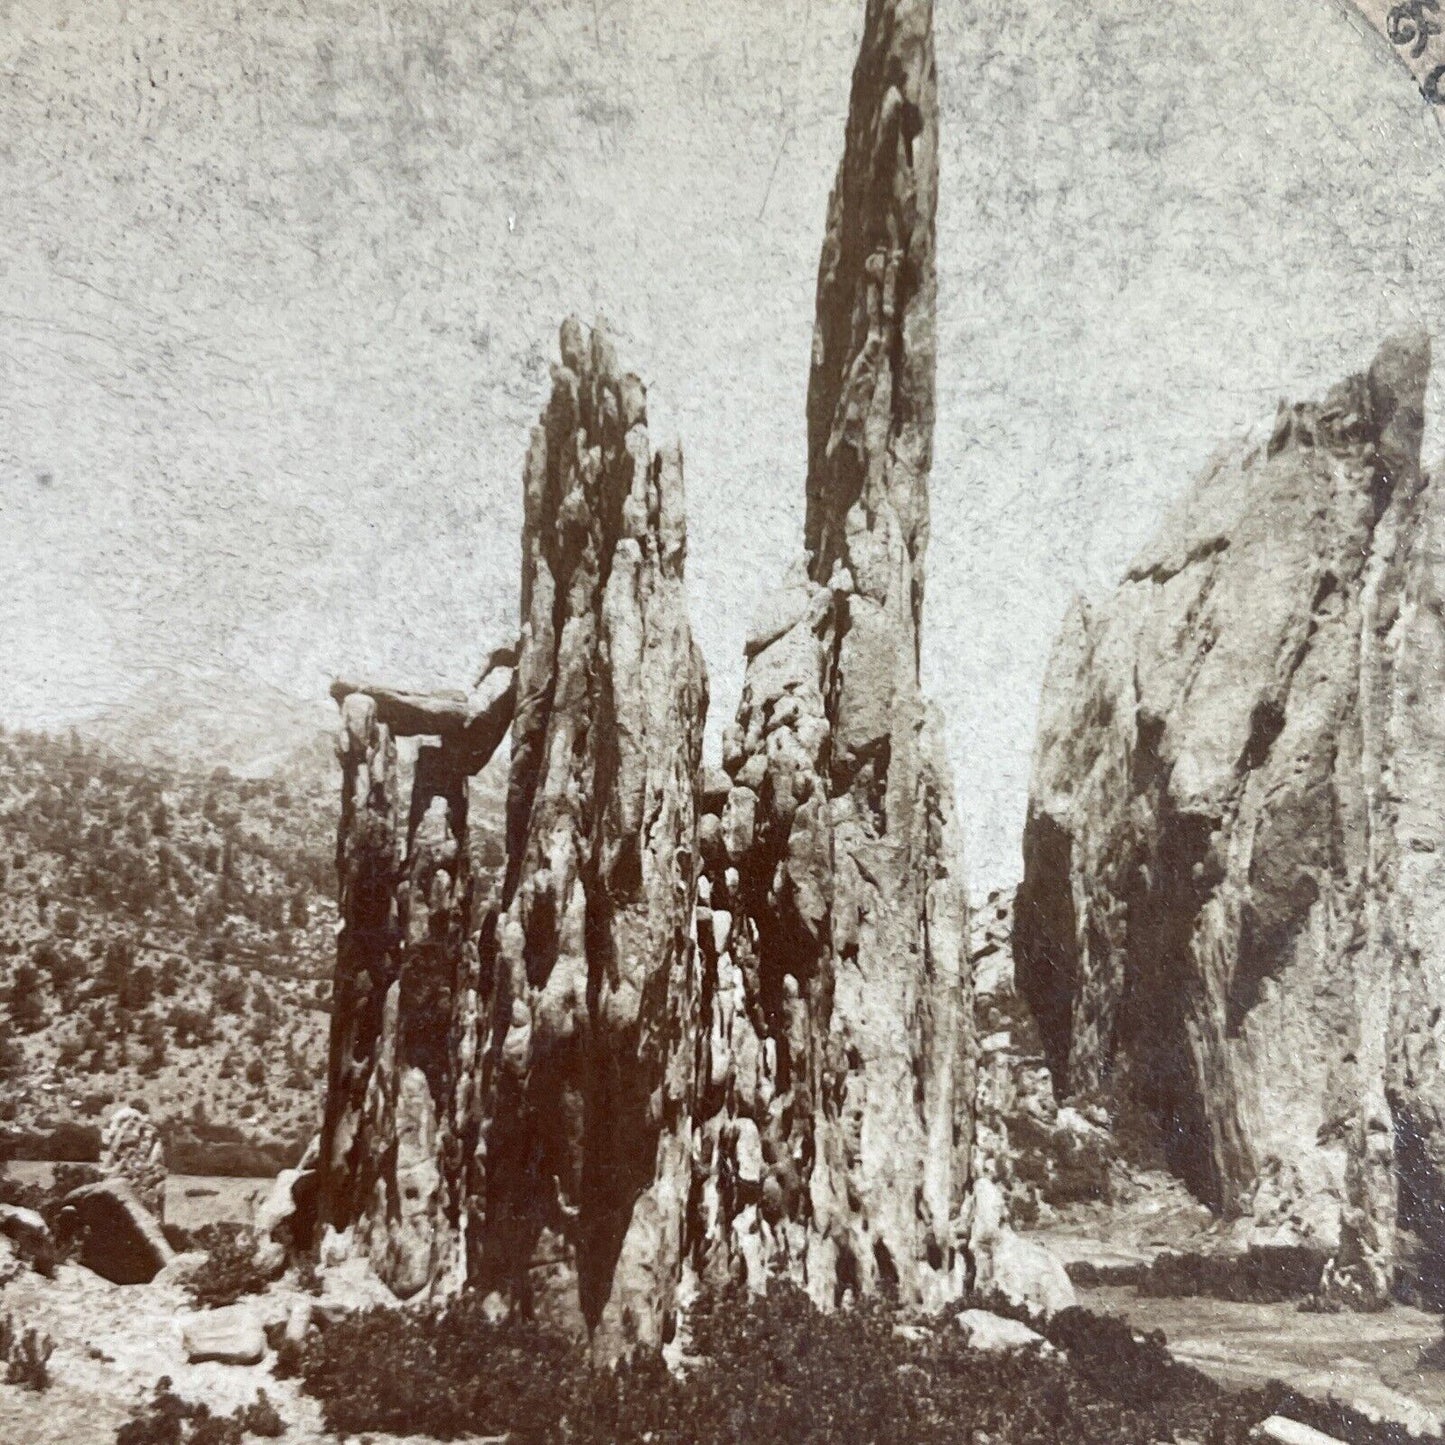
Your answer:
466,318 -> 708,1357
314,0 -> 983,1341
689,0 -> 974,1313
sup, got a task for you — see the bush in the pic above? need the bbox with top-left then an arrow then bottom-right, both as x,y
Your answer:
1009,1112 -> 1112,1206
1137,1246 -> 1326,1304
114,1378 -> 287,1444
183,1224 -> 279,1309
0,1314 -> 54,1391
0,1121 -> 101,1162
289,1282 -> 1445,1445
1066,1259 -> 1148,1288
166,1136 -> 290,1178
7,962 -> 45,1033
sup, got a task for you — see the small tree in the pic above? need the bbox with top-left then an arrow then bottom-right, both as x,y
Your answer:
99,937 -> 133,997
157,955 -> 183,997
121,964 -> 155,1012
137,1013 -> 167,1076
7,964 -> 44,1033
215,969 -> 246,1015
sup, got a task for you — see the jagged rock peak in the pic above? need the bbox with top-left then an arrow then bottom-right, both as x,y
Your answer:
1016,330 -> 1441,1308
687,0 -> 984,1317
314,317 -> 705,1350
467,316 -> 708,1358
806,0 -> 938,625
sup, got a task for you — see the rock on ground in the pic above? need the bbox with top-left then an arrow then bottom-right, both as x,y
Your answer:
58,1179 -> 174,1286
0,1204 -> 52,1259
180,1305 -> 267,1366
1252,1418 -> 1346,1445
954,1309 -> 1054,1353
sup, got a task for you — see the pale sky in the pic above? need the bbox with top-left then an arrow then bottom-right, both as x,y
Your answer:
2,0 -> 1443,890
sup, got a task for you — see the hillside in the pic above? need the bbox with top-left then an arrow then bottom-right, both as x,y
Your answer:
0,725 -> 339,1170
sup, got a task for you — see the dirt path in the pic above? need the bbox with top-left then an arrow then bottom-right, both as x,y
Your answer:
1082,1285 -> 1445,1437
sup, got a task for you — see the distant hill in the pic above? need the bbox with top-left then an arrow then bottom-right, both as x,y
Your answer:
0,722 -> 508,1172
0,725 -> 338,1168
83,669 -> 338,781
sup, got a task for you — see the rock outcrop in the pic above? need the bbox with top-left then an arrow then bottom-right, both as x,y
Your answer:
315,662 -> 513,1297
686,0 -> 975,1312
464,317 -> 708,1356
1016,332 -> 1445,1305
313,0 -> 984,1344
101,1105 -> 166,1221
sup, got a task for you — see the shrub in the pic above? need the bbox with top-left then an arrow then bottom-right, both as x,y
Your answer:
114,1378 -> 287,1444
1137,1246 -> 1326,1304
0,1121 -> 101,1162
1066,1258 -> 1148,1288
183,1224 -> 279,1309
1008,1112 -> 1112,1206
289,1281 -> 1445,1445
7,962 -> 45,1033
167,1003 -> 215,1048
0,1314 -> 54,1391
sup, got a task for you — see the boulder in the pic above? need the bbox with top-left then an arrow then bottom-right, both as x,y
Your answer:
0,1204 -> 51,1259
1251,1419 -> 1345,1445
58,1179 -> 175,1285
101,1105 -> 166,1219
180,1304 -> 267,1366
255,1165 -> 317,1258
283,1298 -> 314,1347
954,1309 -> 1053,1354
152,1251 -> 208,1289
982,1232 -> 1076,1319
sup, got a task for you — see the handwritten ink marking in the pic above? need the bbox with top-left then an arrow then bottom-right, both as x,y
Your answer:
1388,0 -> 1442,59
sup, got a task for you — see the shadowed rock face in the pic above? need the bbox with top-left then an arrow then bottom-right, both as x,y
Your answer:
1016,331 -> 1445,1306
465,318 -> 708,1357
316,691 -> 479,1298
688,0 -> 975,1313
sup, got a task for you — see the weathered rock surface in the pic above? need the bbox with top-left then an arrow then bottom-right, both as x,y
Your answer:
1015,332 -> 1444,1306
101,1106 -> 166,1221
180,1305 -> 267,1366
314,660 -> 505,1297
58,1179 -> 174,1285
312,0 -> 988,1346
463,317 -> 707,1356
954,1308 -> 1053,1354
686,0 -> 976,1312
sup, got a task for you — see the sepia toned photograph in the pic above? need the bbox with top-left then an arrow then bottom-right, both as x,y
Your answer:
4,0 -> 1445,1439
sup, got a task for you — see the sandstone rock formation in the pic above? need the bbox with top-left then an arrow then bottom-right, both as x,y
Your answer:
314,0 -> 985,1343
100,1105 -> 166,1221
686,0 -> 975,1312
1015,332 -> 1444,1306
315,660 -> 513,1297
461,316 -> 708,1356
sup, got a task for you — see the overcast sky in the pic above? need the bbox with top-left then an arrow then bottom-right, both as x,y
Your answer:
2,0 -> 1443,890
